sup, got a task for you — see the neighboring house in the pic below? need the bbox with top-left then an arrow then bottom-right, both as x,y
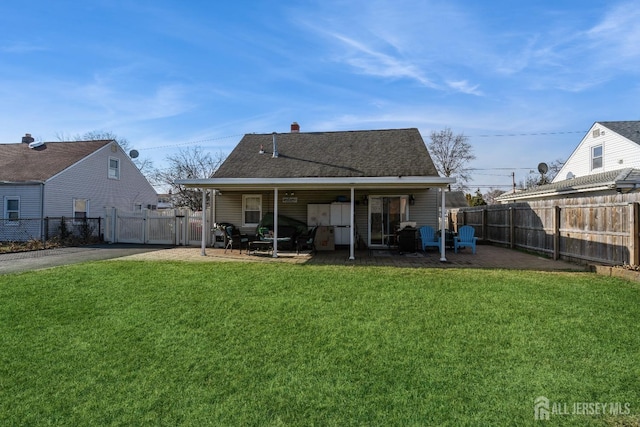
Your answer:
0,134 -> 158,241
177,124 -> 455,259
554,121 -> 640,183
496,168 -> 640,203
157,193 -> 174,209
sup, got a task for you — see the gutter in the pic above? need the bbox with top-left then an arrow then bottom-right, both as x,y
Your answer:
176,176 -> 456,189
498,185 -> 614,202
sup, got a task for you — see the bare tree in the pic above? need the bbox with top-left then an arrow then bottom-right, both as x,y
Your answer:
484,188 -> 506,205
547,158 -> 565,182
60,130 -> 154,177
520,158 -> 566,189
152,147 -> 226,210
428,128 -> 476,191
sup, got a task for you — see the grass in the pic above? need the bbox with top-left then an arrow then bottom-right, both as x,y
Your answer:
0,261 -> 639,426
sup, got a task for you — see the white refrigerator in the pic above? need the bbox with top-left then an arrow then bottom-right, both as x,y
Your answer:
330,202 -> 351,245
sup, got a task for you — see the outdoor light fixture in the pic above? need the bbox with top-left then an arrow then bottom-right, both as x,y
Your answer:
362,195 -> 368,206
409,194 -> 415,205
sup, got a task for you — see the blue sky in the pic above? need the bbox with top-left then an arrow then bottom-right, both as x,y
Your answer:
1,1 -> 639,191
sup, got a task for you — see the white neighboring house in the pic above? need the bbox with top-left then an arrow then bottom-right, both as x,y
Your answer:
0,134 -> 158,241
554,121 -> 640,182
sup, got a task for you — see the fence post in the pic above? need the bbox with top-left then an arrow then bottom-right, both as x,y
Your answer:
509,206 -> 515,249
482,207 -> 488,241
554,205 -> 560,261
143,209 -> 149,244
630,202 -> 639,266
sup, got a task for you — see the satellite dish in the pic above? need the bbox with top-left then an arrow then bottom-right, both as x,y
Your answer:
537,162 -> 548,174
566,172 -> 575,180
129,149 -> 139,159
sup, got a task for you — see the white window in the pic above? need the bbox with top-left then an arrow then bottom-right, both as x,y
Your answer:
243,195 -> 262,226
591,145 -> 603,170
4,196 -> 19,222
73,198 -> 89,219
109,157 -> 120,179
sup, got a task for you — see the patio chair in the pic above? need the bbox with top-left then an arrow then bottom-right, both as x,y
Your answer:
296,226 -> 318,254
454,225 -> 478,254
224,225 -> 249,254
419,225 -> 440,251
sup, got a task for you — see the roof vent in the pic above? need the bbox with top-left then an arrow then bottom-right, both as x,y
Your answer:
22,133 -> 34,144
28,140 -> 45,149
272,132 -> 278,158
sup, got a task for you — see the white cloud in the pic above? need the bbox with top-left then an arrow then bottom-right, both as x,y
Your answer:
446,80 -> 483,96
587,2 -> 640,60
326,32 -> 438,88
0,41 -> 47,53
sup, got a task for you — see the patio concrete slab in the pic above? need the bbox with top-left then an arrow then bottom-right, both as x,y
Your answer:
0,243 -> 587,274
114,244 -> 587,271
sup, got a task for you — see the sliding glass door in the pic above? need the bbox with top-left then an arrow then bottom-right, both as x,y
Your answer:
369,196 -> 409,246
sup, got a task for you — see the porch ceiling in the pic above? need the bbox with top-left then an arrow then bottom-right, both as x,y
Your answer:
175,176 -> 455,191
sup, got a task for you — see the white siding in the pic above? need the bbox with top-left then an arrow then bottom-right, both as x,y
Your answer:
0,184 -> 42,218
213,188 -> 439,244
44,142 -> 157,218
554,123 -> 640,182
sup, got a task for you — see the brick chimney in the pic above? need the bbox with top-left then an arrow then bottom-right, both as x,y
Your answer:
22,133 -> 34,144
290,122 -> 300,133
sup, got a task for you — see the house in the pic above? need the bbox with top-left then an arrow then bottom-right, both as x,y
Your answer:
495,121 -> 640,203
495,168 -> 640,203
176,124 -> 455,259
0,134 -> 158,241
554,121 -> 640,182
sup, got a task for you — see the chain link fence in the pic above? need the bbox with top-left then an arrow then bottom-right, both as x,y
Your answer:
0,217 -> 102,243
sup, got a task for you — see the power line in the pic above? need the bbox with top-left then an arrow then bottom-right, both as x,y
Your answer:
150,134 -> 245,150
471,130 -> 586,138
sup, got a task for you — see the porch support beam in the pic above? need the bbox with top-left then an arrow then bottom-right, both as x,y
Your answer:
349,187 -> 355,260
440,187 -> 447,262
201,188 -> 207,256
273,187 -> 279,257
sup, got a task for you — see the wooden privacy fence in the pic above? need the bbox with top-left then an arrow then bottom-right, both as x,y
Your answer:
450,197 -> 640,266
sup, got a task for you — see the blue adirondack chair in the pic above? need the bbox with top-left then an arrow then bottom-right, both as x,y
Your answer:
454,225 -> 478,254
419,225 -> 440,251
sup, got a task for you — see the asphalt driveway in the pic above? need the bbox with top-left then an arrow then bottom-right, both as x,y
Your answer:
0,244 -> 173,275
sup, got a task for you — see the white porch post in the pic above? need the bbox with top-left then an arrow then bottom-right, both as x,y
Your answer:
273,187 -> 279,257
440,187 -> 447,262
349,187 -> 355,260
201,188 -> 207,256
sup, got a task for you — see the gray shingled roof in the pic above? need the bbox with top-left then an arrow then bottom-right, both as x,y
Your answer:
0,140 -> 112,182
213,128 -> 439,178
445,191 -> 469,209
599,121 -> 640,144
497,168 -> 640,201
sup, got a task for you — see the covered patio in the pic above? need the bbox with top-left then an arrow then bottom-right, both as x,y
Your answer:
175,177 -> 456,261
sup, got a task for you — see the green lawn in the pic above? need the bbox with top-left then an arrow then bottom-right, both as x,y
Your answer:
0,261 -> 639,426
